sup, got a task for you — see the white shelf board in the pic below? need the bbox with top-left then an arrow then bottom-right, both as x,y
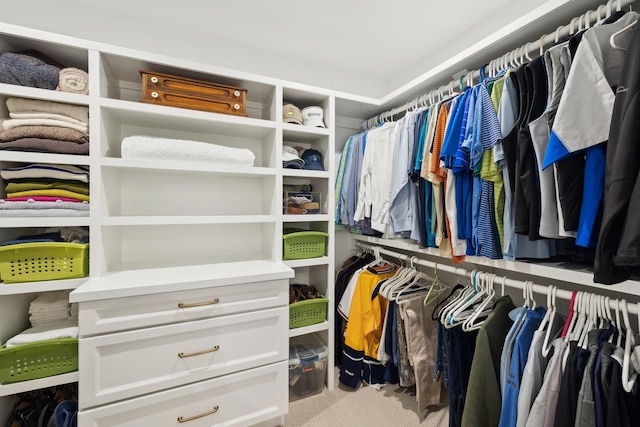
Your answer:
100,215 -> 276,226
283,214 -> 330,223
282,169 -> 330,179
281,122 -> 330,136
352,235 -> 640,297
0,83 -> 89,105
0,151 -> 90,166
70,260 -> 294,302
0,372 -> 79,397
288,321 -> 330,338
0,278 -> 86,296
100,98 -> 276,137
0,217 -> 91,228
100,157 -> 276,176
284,256 -> 330,268
283,126 -> 331,143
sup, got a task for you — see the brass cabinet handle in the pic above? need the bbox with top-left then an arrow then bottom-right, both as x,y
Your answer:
178,298 -> 219,308
177,405 -> 219,423
178,345 -> 220,358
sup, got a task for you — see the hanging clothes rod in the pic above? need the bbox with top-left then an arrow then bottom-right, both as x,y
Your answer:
355,241 -> 640,316
361,0 -> 637,130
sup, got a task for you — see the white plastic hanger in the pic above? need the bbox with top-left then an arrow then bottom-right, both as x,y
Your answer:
610,18 -> 638,51
541,286 -> 558,357
447,271 -> 487,328
620,299 -> 638,392
439,270 -> 475,326
462,273 -> 497,331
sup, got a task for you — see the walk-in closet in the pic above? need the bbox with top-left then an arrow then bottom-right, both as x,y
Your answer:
0,0 -> 639,426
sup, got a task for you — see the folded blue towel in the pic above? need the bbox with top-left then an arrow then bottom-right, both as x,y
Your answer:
0,50 -> 64,90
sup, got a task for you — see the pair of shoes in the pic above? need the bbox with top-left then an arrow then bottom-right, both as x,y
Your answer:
290,284 -> 321,304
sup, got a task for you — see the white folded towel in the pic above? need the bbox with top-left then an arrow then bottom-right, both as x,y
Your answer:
2,118 -> 88,134
5,320 -> 78,347
10,112 -> 87,126
121,135 -> 255,166
56,68 -> 89,95
29,290 -> 71,306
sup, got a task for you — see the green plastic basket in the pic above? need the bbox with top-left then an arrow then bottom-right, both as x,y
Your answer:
282,230 -> 327,260
0,242 -> 89,284
0,338 -> 78,384
289,297 -> 329,329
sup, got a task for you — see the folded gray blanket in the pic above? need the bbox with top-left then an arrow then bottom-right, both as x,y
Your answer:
0,51 -> 63,90
0,138 -> 89,155
0,125 -> 89,143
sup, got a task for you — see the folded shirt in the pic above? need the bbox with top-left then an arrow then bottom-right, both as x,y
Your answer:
1,164 -> 89,183
5,320 -> 78,347
6,181 -> 89,195
0,138 -> 89,155
6,97 -> 89,122
7,189 -> 90,202
0,125 -> 89,143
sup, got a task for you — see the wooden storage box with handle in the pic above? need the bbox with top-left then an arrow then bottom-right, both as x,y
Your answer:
140,70 -> 247,116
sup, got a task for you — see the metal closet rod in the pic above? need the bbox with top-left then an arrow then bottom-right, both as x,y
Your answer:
362,0 -> 637,129
355,241 -> 640,316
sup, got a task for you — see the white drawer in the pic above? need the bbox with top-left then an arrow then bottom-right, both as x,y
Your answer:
78,279 -> 288,336
79,307 -> 288,409
78,361 -> 288,427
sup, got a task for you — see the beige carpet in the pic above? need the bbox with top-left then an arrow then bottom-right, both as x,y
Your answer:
285,367 -> 450,426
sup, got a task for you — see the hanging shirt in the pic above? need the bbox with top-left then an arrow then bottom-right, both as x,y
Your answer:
389,117 -> 413,236
340,133 -> 365,228
454,89 -> 476,253
335,135 -> 354,225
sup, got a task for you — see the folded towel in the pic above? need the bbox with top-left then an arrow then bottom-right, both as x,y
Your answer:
56,68 -> 89,95
10,112 -> 87,127
1,164 -> 89,182
0,208 -> 89,217
0,138 -> 89,155
5,320 -> 78,347
0,51 -> 63,90
6,181 -> 89,195
30,290 -> 71,304
0,125 -> 89,143
6,98 -> 89,123
121,135 -> 255,166
2,118 -> 88,134
7,189 -> 90,202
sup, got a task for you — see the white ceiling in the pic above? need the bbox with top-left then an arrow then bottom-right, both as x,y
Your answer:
3,0 -> 611,100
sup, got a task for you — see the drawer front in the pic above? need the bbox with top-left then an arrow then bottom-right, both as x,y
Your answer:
79,279 -> 288,336
79,361 -> 287,427
142,72 -> 246,100
79,307 -> 288,409
141,89 -> 247,116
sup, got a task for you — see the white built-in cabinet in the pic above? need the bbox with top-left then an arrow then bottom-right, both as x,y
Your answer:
0,22 -> 335,426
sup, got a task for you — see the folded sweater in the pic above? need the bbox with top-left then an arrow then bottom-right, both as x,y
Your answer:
0,138 -> 89,155
2,118 -> 88,134
0,125 -> 89,143
1,164 -> 89,182
0,51 -> 62,90
6,97 -> 89,123
6,181 -> 89,195
7,189 -> 89,202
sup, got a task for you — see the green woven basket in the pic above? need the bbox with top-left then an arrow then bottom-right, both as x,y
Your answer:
0,338 -> 79,384
289,297 -> 329,329
0,242 -> 89,284
282,230 -> 327,260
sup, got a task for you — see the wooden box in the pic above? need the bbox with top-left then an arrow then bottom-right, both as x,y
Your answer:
140,70 -> 247,117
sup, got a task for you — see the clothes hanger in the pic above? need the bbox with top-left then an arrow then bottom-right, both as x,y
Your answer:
578,293 -> 596,349
439,270 -> 475,326
620,299 -> 638,392
564,291 -> 582,341
423,262 -> 447,306
462,273 -> 497,331
442,271 -> 479,328
539,33 -> 547,57
446,271 -> 491,328
541,286 -> 558,357
610,19 -> 637,51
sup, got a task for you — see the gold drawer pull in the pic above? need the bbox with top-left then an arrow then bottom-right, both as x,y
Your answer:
178,345 -> 220,358
177,405 -> 219,423
178,298 -> 219,308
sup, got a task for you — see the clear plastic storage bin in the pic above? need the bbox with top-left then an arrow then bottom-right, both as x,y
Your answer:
288,334 -> 328,401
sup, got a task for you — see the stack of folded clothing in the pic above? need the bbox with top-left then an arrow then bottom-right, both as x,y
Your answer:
0,163 -> 90,217
0,227 -> 89,247
0,97 -> 89,155
68,303 -> 78,321
28,290 -> 72,327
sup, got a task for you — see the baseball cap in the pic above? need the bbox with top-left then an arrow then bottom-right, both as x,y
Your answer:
302,106 -> 325,128
283,145 -> 304,169
283,104 -> 303,125
301,149 -> 323,171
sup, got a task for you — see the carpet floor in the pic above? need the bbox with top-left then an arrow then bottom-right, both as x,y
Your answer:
284,367 -> 450,426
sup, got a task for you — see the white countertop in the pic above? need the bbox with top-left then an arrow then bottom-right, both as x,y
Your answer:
70,260 -> 294,303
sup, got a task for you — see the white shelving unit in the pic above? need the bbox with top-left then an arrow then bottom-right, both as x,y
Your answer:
0,20 -> 336,424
